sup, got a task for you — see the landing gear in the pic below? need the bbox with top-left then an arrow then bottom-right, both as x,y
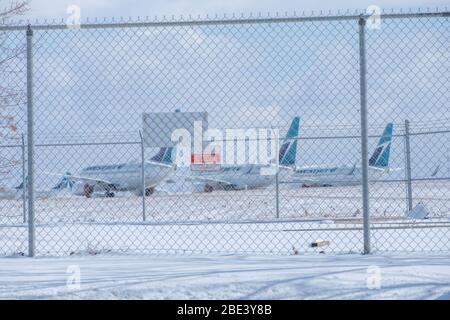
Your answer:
83,184 -> 94,198
204,184 -> 213,193
105,191 -> 115,198
145,187 -> 155,196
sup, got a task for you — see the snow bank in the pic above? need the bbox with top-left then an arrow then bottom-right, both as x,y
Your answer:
0,253 -> 449,300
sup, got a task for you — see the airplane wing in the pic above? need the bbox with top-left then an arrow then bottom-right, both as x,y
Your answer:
369,166 -> 402,173
146,160 -> 175,169
298,178 -> 323,185
185,176 -> 235,186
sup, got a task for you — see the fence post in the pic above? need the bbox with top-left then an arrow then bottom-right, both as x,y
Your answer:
26,25 -> 35,257
404,120 -> 413,212
139,131 -> 146,221
21,134 -> 27,223
358,15 -> 371,254
275,160 -> 280,219
273,127 -> 280,219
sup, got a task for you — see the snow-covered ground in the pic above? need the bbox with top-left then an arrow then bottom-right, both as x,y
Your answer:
0,181 -> 449,256
1,182 -> 448,298
0,253 -> 449,299
2,180 -> 449,223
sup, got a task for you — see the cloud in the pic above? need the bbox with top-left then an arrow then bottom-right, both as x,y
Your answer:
3,0 -> 446,180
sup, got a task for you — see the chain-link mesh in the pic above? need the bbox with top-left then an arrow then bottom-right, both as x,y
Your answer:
0,12 -> 448,256
0,28 -> 27,255
365,15 -> 449,252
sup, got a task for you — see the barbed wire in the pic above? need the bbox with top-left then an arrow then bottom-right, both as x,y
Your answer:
0,9 -> 448,31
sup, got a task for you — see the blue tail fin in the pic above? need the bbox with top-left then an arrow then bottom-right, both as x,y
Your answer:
431,164 -> 440,177
15,177 -> 27,190
278,117 -> 300,166
369,123 -> 393,168
150,147 -> 175,164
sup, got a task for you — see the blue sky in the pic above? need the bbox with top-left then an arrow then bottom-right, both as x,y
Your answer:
27,13 -> 448,180
25,0 -> 449,21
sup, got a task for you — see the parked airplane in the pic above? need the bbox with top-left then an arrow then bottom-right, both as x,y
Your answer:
187,117 -> 300,192
65,146 -> 176,198
290,123 -> 394,187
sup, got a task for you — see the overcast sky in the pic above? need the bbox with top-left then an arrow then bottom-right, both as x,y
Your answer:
2,0 -> 447,184
25,0 -> 449,21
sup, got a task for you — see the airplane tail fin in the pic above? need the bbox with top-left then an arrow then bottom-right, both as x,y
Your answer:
165,146 -> 176,164
431,164 -> 440,177
278,117 -> 300,166
369,123 -> 393,168
52,172 -> 75,190
150,146 -> 176,164
15,178 -> 26,190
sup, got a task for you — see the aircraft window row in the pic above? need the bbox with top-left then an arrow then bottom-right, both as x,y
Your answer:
222,167 -> 242,172
85,164 -> 126,171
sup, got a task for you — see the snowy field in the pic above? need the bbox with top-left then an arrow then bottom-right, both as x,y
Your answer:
1,218 -> 449,256
0,181 -> 449,256
0,180 -> 449,300
1,180 -> 449,223
0,253 -> 449,300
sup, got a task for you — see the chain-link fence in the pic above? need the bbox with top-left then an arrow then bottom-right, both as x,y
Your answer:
0,11 -> 448,256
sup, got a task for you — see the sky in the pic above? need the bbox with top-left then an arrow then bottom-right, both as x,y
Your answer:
1,0 -> 448,185
21,0 -> 450,22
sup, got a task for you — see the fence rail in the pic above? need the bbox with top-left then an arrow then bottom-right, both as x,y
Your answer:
1,11 -> 447,31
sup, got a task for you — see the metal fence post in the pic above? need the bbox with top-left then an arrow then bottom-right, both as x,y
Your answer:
358,15 -> 371,254
139,131 -> 146,221
275,161 -> 280,219
404,120 -> 413,212
26,25 -> 35,257
274,127 -> 280,219
21,134 -> 27,223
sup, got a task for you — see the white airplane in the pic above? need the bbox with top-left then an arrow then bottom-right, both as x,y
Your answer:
187,117 -> 300,192
290,123 -> 394,187
65,146 -> 176,198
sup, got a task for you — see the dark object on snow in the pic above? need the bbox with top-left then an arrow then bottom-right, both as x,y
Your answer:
310,240 -> 330,248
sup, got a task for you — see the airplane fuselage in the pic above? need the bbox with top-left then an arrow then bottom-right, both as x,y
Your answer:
79,160 -> 175,192
290,165 -> 385,187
